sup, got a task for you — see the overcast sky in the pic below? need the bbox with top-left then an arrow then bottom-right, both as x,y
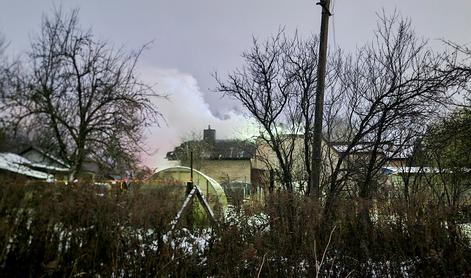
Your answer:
1,0 -> 470,168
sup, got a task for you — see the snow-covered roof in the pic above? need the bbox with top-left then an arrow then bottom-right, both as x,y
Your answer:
330,142 -> 391,154
0,153 -> 52,180
330,142 -> 413,160
1,152 -> 31,165
381,166 -> 470,175
29,163 -> 70,172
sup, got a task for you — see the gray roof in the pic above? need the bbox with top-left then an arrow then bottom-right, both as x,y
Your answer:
207,140 -> 256,160
167,139 -> 256,161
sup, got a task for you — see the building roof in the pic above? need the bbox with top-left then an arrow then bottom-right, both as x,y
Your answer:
329,142 -> 386,154
0,152 -> 52,180
382,166 -> 456,175
20,146 -> 70,168
329,142 -> 413,160
167,139 -> 256,161
207,140 -> 256,160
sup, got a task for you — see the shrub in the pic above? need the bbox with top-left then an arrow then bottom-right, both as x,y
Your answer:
1,181 -> 470,276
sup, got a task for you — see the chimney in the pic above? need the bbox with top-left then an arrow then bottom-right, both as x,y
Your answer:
203,125 -> 216,144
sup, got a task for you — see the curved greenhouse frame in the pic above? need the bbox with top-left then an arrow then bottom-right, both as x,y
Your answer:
150,166 -> 228,209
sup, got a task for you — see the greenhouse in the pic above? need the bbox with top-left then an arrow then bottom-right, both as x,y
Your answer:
150,166 -> 228,210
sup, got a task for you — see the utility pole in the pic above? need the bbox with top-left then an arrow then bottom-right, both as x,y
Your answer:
310,0 -> 331,199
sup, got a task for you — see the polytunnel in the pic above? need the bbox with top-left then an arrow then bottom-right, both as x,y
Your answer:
150,166 -> 228,210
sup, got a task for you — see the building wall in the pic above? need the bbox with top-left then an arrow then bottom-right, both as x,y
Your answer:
386,158 -> 408,168
200,160 -> 252,184
252,136 -> 339,180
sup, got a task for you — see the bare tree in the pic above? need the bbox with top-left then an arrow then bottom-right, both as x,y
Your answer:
216,32 -> 297,192
0,32 -> 7,111
0,32 -> 11,105
216,32 -> 339,193
0,34 -> 26,151
1,9 -> 160,179
443,42 -> 471,106
320,12 -> 465,257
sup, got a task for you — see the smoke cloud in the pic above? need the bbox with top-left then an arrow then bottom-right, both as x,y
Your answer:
139,67 -> 258,169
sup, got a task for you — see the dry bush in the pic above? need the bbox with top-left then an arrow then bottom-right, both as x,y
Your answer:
0,181 -> 185,276
1,180 -> 471,277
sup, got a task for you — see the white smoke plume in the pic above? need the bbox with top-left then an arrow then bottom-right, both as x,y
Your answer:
139,67 -> 258,170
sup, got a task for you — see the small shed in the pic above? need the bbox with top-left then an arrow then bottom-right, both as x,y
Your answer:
19,147 -> 71,181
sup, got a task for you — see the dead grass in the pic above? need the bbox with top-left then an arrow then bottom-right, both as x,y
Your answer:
1,181 -> 470,276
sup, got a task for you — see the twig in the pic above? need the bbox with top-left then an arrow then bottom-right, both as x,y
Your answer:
257,253 -> 267,278
345,269 -> 355,278
316,225 -> 337,278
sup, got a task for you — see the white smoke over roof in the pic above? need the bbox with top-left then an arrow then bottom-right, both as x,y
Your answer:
139,66 -> 258,169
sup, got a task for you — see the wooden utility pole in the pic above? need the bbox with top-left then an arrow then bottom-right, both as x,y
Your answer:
310,0 -> 331,199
